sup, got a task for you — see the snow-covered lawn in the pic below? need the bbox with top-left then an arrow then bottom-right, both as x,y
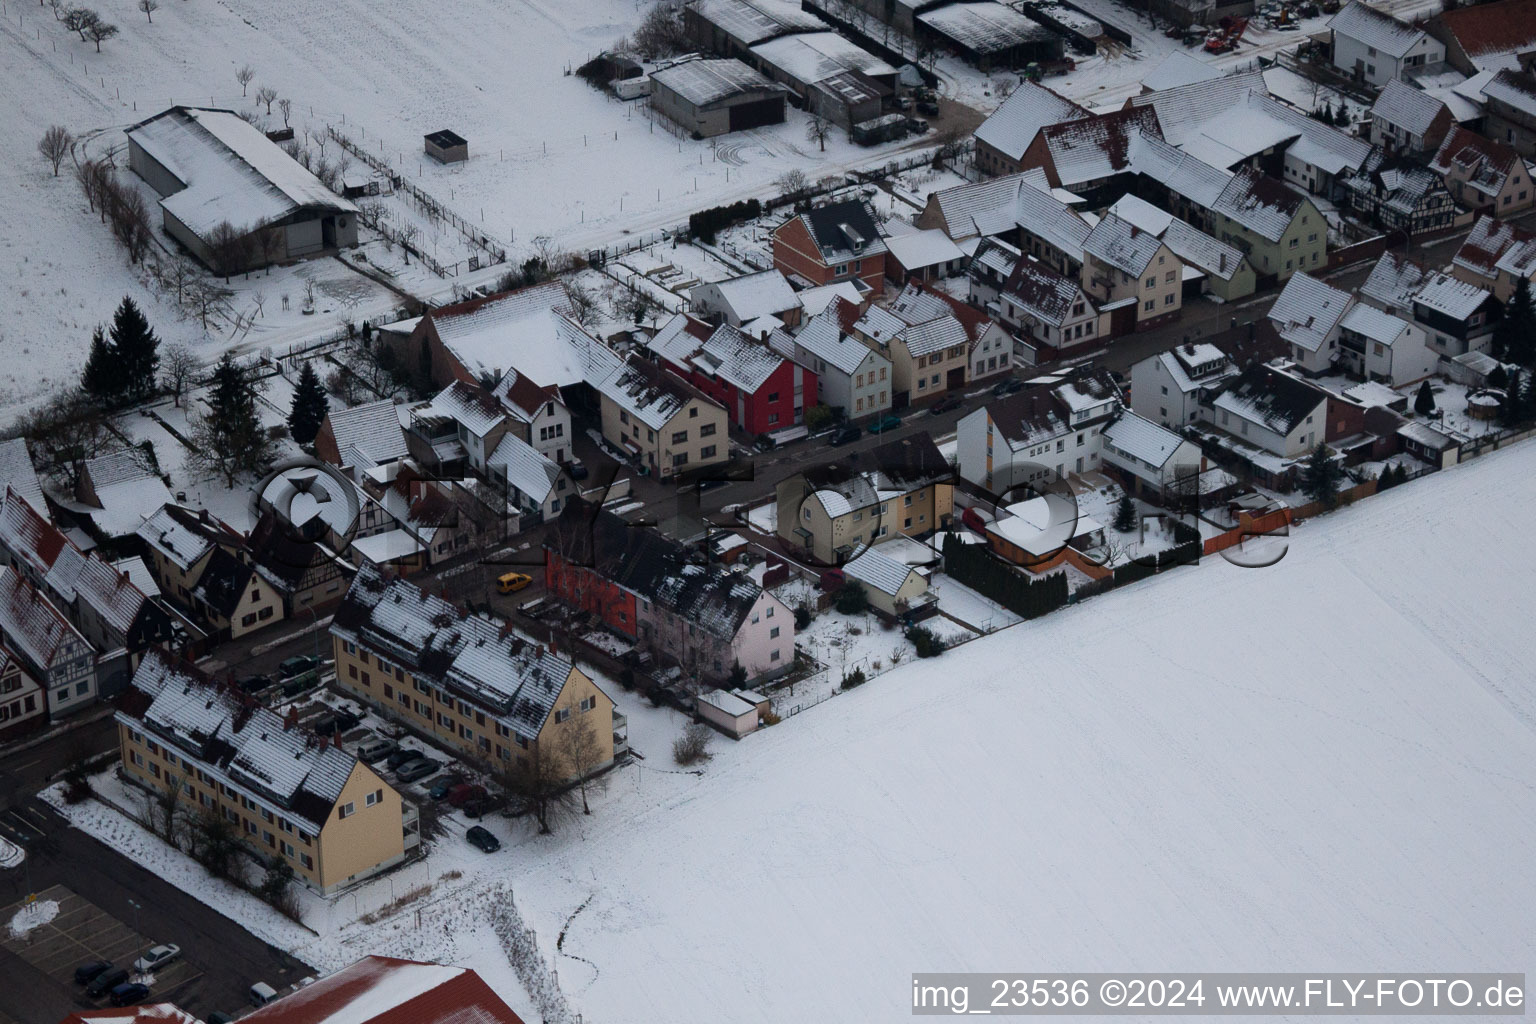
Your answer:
1408,379 -> 1505,440
925,573 -> 1023,632
744,501 -> 778,535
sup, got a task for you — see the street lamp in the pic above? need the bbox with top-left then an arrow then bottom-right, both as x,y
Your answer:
126,898 -> 142,937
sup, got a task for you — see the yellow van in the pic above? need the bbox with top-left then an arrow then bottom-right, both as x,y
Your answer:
497,572 -> 532,594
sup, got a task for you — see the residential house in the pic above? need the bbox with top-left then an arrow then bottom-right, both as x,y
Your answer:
126,107 -> 358,273
1452,213 -> 1536,298
1481,69 -> 1536,157
117,650 -> 413,893
772,198 -> 888,295
485,431 -> 573,523
1429,126 -> 1535,214
915,173 -> 1092,278
1359,248 -> 1435,314
1370,79 -> 1455,154
1338,300 -> 1438,383
1129,341 -> 1240,429
1269,271 -> 1354,373
0,487 -> 66,589
883,229 -> 968,286
0,567 -> 96,719
983,493 -> 1107,570
689,269 -> 801,334
1428,0 -> 1536,75
363,472 -> 496,570
492,369 -> 571,464
0,439 -> 47,518
546,499 -> 793,683
0,646 -> 45,744
1106,194 -> 1257,301
1201,363 -> 1331,484
314,398 -> 410,473
75,450 -> 174,540
1100,412 -> 1208,500
332,563 -> 618,777
1080,213 -> 1184,330
43,544 -> 176,695
1411,270 -> 1502,356
1328,1 -> 1446,87
1016,106 -> 1164,207
1210,167 -> 1329,281
770,302 -> 892,419
840,545 -> 931,618
967,236 -> 1026,311
1344,158 -> 1472,233
888,282 -> 1014,384
994,256 -> 1104,363
647,315 -> 815,434
245,510 -> 354,617
589,350 -> 730,479
408,381 -> 512,476
190,546 -> 285,640
776,432 -> 954,562
135,504 -> 247,608
954,371 -> 1121,491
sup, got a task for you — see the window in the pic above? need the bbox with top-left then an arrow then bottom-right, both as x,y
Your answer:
700,422 -> 716,437
701,445 -> 717,459
672,453 -> 688,467
1165,293 -> 1176,306
338,801 -> 355,819
770,649 -> 781,661
671,430 -> 688,444
1144,300 -> 1155,312
263,830 -> 275,848
770,626 -> 780,638
555,708 -> 571,724
834,263 -> 848,275
281,841 -> 295,858
579,696 -> 596,712
300,853 -> 314,870
904,517 -> 913,528
366,788 -> 383,806
1165,271 -> 1175,283
1145,276 -> 1156,288
766,605 -> 773,618
620,410 -> 629,425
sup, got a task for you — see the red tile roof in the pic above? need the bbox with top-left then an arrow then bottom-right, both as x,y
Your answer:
239,956 -> 526,1024
1435,0 -> 1536,65
58,1004 -> 204,1024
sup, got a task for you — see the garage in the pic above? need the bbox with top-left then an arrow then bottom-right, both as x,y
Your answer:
729,96 -> 786,131
649,57 -> 788,138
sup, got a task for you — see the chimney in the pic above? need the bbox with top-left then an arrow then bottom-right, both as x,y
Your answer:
548,635 -> 557,656
199,509 -> 212,525
283,707 -> 299,732
1219,252 -> 1227,273
536,644 -> 545,657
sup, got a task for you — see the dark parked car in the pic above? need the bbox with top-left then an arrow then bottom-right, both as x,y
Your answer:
917,99 -> 940,116
236,675 -> 270,694
313,709 -> 361,737
752,434 -> 777,453
567,458 -> 589,480
466,826 -> 501,853
110,983 -> 151,1007
385,748 -> 420,771
991,376 -> 1024,396
447,784 -> 488,808
928,395 -> 962,416
428,775 -> 463,801
75,960 -> 113,985
87,968 -> 130,998
395,757 -> 441,784
866,414 -> 902,435
277,655 -> 320,681
828,426 -> 862,446
462,795 -> 498,819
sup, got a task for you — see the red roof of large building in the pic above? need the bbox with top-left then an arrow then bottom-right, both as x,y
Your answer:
58,1005 -> 203,1024
239,957 -> 525,1024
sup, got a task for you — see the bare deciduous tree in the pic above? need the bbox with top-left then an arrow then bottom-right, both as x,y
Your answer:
255,85 -> 277,115
63,7 -> 99,40
277,97 -> 292,127
564,279 -> 599,327
397,223 -> 419,265
235,64 -> 255,97
805,113 -> 832,152
38,125 -> 73,176
48,0 -> 64,20
85,18 -> 117,50
775,168 -> 809,195
552,702 -> 607,814
160,342 -> 198,405
493,747 -> 579,835
207,220 -> 252,281
191,279 -> 232,332
256,226 -> 283,273
137,0 -> 158,21
673,721 -> 714,765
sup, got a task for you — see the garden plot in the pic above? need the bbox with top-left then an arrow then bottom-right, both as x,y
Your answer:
1406,379 -> 1504,440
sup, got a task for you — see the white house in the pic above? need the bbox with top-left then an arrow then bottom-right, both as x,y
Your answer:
1336,301 -> 1437,384
954,371 -> 1121,492
690,270 -> 800,334
1205,364 -> 1329,459
772,305 -> 892,419
1268,272 -> 1354,373
1128,342 -> 1239,429
1100,412 -> 1207,499
1328,1 -> 1445,88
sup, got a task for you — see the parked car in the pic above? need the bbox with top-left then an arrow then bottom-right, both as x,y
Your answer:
462,795 -> 498,819
277,655 -> 320,681
917,99 -> 940,116
236,675 -> 271,694
928,395 -> 962,416
567,458 -> 589,481
906,117 -> 929,133
866,414 -> 902,435
281,676 -> 318,698
497,572 -> 532,594
249,983 -> 279,1007
752,434 -> 777,453
357,737 -> 397,763
75,960 -> 113,985
894,95 -> 912,110
395,757 -> 441,783
110,983 -> 151,1007
447,784 -> 488,808
991,376 -> 1024,396
385,748 -> 420,771
466,825 -> 501,853
87,968 -> 130,998
428,775 -> 463,801
132,944 -> 181,973
829,425 -> 863,446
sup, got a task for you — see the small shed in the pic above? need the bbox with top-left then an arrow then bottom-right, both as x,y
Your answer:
696,688 -> 761,738
842,546 -> 930,618
852,112 -> 909,146
424,130 -> 468,164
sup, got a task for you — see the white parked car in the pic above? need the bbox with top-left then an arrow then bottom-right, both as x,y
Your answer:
132,944 -> 181,973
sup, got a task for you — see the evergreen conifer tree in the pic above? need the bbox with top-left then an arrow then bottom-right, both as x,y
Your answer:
192,353 -> 277,487
81,325 -> 121,403
109,296 -> 160,400
1113,492 -> 1136,532
1301,443 -> 1341,509
1413,380 -> 1436,417
286,361 -> 329,446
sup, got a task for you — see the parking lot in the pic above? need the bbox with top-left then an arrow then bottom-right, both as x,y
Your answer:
0,884 -> 200,1004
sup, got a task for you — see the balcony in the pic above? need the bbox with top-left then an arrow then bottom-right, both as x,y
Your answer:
612,711 -> 629,758
402,803 -> 421,850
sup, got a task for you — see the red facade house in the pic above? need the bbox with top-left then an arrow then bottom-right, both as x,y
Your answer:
544,546 -> 639,639
772,198 -> 888,296
646,314 -> 816,434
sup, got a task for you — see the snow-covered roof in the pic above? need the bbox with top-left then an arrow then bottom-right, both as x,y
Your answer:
1340,302 -> 1410,344
900,315 -> 969,358
988,494 -> 1099,556
842,545 -> 918,597
422,381 -> 506,438
1453,213 -> 1536,281
487,432 -> 560,505
851,303 -> 907,344
113,556 -> 161,599
1372,79 -> 1449,138
127,107 -> 355,239
0,566 -> 87,674
916,1 -> 1057,55
350,528 -> 428,565
1327,1 -> 1428,58
1434,0 -> 1536,72
1211,364 -> 1328,435
87,476 -> 175,539
651,57 -> 784,107
0,440 -> 46,516
1083,214 -> 1167,277
1413,271 -> 1492,320
589,349 -> 707,430
426,284 -> 607,388
1140,52 -> 1224,93
790,307 -> 878,375
325,399 -> 410,466
1361,250 -> 1434,312
697,688 -> 757,718
59,1004 -> 205,1024
749,31 -> 894,87
237,956 -> 526,1024
45,545 -> 152,637
1431,126 -> 1522,201
1039,107 -> 1162,188
1341,379 -> 1406,407
883,228 -> 965,271
796,281 -> 864,317
1213,167 -> 1310,242
1103,412 -> 1191,468
1154,343 -> 1236,395
1268,272 -> 1352,353
696,269 -> 798,322
692,324 -> 785,394
973,82 -> 1087,161
0,488 -> 67,579
136,504 -> 237,572
1128,133 -> 1234,209
1396,418 -> 1458,449
689,0 -> 825,46
1130,69 -> 1270,147
1001,259 -> 1085,327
